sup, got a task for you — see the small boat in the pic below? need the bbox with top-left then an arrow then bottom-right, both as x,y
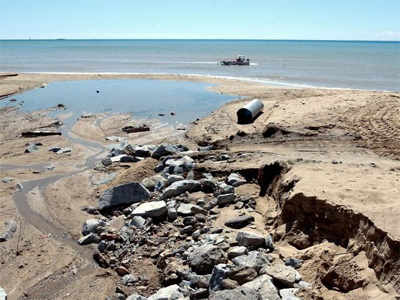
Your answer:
220,55 -> 250,66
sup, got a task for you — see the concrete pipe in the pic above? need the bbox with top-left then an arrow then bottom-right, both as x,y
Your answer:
237,99 -> 264,124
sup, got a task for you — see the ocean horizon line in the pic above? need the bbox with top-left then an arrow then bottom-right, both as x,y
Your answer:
1,38 -> 400,43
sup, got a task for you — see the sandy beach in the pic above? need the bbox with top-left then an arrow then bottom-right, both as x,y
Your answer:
1,72 -> 400,299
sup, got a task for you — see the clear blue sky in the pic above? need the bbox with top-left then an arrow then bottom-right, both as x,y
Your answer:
2,0 -> 400,40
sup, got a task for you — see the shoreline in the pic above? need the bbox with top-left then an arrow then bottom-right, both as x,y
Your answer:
1,72 -> 398,99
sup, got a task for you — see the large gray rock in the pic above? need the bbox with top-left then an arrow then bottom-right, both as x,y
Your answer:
131,201 -> 167,218
209,286 -> 260,300
188,244 -> 226,274
225,215 -> 254,229
82,219 -> 106,235
161,180 -> 201,199
261,263 -> 302,288
236,231 -> 266,248
147,284 -> 184,300
98,182 -> 150,210
232,251 -> 270,271
227,173 -> 247,187
242,275 -> 280,300
177,203 -> 206,216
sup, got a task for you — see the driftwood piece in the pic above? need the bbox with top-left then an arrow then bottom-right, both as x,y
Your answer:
122,125 -> 150,134
21,131 -> 62,138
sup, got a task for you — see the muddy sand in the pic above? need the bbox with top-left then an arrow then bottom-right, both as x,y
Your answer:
1,72 -> 400,299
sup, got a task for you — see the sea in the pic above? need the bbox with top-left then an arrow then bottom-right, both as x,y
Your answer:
0,39 -> 399,91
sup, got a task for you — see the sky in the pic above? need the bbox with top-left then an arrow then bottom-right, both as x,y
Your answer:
1,0 -> 400,40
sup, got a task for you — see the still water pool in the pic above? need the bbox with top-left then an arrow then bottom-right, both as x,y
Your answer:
2,79 -> 235,125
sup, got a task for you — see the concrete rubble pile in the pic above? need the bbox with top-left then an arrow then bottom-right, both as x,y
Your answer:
77,143 -> 310,299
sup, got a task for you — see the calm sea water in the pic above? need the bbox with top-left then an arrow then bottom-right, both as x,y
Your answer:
0,79 -> 233,125
0,39 -> 399,91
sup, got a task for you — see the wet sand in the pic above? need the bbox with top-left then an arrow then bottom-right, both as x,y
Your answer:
1,72 -> 400,299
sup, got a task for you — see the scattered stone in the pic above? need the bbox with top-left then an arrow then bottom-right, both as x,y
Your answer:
280,288 -> 300,300
16,183 -> 23,191
151,144 -> 188,159
102,158 -> 112,167
129,216 -> 147,228
167,201 -> 178,221
217,193 -> 235,206
216,183 -> 234,195
124,144 -> 154,157
81,206 -> 99,215
115,266 -> 130,276
232,251 -> 270,271
105,136 -> 126,142
0,220 -> 17,242
265,234 -> 274,251
78,233 -> 100,245
110,154 -> 138,163
131,201 -> 167,218
166,174 -> 184,186
161,180 -> 201,199
56,147 -> 72,154
230,267 -> 258,284
142,175 -> 167,191
0,287 -> 7,300
284,258 -> 303,269
188,244 -> 226,275
227,173 -> 247,187
93,251 -> 109,268
177,203 -> 206,216
190,288 -> 208,299
209,264 -> 232,291
164,156 -> 194,174
236,231 -> 266,248
25,142 -> 41,153
216,154 -> 230,161
147,284 -> 184,300
82,219 -> 106,235
98,183 -> 150,210
221,278 -> 239,289
126,293 -> 147,300
1,177 -> 14,184
242,275 -> 280,300
228,246 -> 248,259
209,286 -> 260,300
261,263 -> 301,288
225,215 -> 254,229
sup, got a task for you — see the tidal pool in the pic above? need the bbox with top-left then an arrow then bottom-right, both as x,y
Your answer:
2,79 -> 235,125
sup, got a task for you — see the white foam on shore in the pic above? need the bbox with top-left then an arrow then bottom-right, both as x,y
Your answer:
22,71 -> 386,92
